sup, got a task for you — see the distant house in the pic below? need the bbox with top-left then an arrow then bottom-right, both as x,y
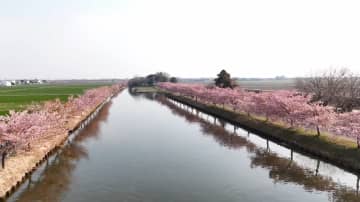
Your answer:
0,79 -> 46,87
29,79 -> 44,84
1,81 -> 14,87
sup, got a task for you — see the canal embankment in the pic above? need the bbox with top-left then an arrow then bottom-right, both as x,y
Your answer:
0,88 -> 124,200
157,91 -> 360,175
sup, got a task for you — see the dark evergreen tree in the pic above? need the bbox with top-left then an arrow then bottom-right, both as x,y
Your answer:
170,77 -> 178,83
214,69 -> 232,88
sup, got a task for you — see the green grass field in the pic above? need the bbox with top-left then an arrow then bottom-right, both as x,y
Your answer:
0,83 -> 110,115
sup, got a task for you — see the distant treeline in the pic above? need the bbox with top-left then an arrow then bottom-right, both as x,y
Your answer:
128,72 -> 178,88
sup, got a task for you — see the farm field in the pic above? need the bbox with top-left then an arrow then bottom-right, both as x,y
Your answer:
0,83 -> 111,115
181,78 -> 297,90
236,78 -> 296,90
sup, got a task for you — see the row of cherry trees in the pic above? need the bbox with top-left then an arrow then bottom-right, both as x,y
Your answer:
158,82 -> 360,147
0,84 -> 125,154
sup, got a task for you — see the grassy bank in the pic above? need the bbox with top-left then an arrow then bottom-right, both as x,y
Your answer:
0,83 -> 110,115
161,91 -> 360,174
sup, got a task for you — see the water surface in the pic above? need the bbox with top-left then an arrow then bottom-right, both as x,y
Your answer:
9,90 -> 360,202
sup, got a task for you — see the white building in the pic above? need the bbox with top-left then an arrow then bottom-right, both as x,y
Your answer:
0,81 -> 13,87
5,81 -> 13,86
0,79 -> 46,87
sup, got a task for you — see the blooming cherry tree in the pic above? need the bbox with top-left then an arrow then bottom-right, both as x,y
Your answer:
158,82 -> 360,146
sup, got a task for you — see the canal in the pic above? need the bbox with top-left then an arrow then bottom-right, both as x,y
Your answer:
8,90 -> 360,201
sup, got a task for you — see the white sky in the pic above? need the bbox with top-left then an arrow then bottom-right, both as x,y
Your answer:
0,0 -> 360,79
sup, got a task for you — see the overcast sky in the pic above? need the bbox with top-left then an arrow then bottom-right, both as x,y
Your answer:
1,0 -> 360,79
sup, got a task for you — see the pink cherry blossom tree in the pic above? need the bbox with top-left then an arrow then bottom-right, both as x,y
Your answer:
157,82 -> 360,147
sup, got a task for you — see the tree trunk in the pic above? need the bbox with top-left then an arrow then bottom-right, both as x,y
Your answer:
357,176 -> 359,196
316,126 -> 320,137
315,160 -> 320,176
357,135 -> 360,149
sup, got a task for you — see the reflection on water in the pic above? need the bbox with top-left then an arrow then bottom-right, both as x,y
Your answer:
156,95 -> 360,202
7,91 -> 360,202
8,101 -> 112,202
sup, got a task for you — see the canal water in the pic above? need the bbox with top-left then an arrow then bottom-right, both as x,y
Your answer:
8,90 -> 360,201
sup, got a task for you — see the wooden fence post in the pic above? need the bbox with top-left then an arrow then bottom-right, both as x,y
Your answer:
2,152 -> 7,169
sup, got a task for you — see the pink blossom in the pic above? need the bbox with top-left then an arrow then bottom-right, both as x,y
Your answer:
0,83 -> 125,150
158,82 -> 360,146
